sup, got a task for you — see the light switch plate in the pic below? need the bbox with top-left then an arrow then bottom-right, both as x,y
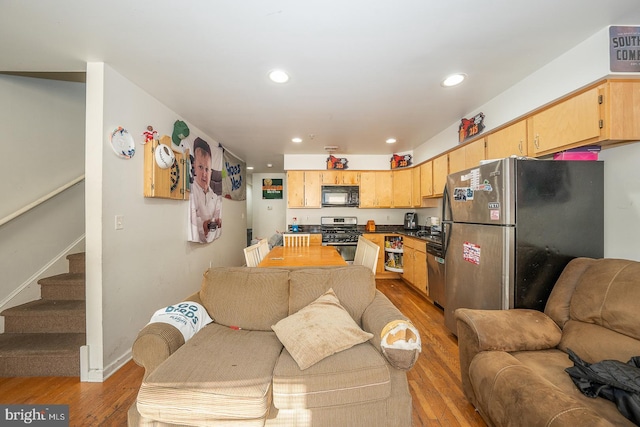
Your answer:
115,215 -> 124,230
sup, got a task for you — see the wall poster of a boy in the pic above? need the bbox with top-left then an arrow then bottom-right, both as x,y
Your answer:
188,137 -> 223,243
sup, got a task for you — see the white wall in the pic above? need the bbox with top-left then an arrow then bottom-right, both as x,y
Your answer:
251,173 -> 287,240
600,143 -> 640,260
412,26 -> 640,260
84,63 -> 247,381
0,75 -> 86,328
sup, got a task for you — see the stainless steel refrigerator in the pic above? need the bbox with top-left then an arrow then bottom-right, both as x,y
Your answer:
442,158 -> 603,335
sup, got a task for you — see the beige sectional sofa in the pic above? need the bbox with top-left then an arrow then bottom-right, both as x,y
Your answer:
128,266 -> 420,426
455,257 -> 640,427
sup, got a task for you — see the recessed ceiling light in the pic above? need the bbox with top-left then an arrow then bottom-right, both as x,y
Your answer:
292,137 -> 302,143
441,73 -> 466,87
386,138 -> 397,144
247,166 -> 254,170
268,69 -> 289,83
267,163 -> 273,168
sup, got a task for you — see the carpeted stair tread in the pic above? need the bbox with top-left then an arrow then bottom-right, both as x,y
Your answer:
38,272 -> 85,286
1,299 -> 85,317
66,252 -> 85,274
0,333 -> 85,356
0,333 -> 84,377
38,273 -> 85,300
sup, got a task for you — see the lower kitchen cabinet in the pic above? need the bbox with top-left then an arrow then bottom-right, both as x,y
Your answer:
363,234 -> 400,278
402,236 -> 428,296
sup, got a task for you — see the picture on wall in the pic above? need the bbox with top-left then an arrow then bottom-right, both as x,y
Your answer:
186,136 -> 224,244
262,179 -> 283,199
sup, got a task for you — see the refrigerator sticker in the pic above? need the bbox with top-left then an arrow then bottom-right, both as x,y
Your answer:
453,187 -> 474,201
475,179 -> 493,192
463,242 -> 481,265
490,210 -> 500,220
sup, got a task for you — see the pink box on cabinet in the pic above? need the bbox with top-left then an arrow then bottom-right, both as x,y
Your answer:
553,146 -> 600,161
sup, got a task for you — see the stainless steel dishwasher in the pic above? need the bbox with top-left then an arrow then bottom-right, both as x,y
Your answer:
426,237 -> 445,309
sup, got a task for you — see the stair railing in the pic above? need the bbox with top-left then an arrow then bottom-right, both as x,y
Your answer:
0,174 -> 85,227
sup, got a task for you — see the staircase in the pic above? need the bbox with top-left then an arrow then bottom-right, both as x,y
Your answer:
0,253 -> 85,376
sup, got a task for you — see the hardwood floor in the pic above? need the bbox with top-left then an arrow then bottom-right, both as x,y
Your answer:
0,278 -> 486,427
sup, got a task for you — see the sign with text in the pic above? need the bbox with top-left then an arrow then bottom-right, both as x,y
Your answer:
262,178 -> 283,199
459,113 -> 485,143
610,26 -> 640,72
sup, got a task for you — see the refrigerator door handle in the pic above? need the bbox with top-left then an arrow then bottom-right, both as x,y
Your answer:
442,184 -> 452,257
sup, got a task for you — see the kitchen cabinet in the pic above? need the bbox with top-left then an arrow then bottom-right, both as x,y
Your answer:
411,167 -> 422,207
448,139 -> 486,174
486,119 -> 528,159
286,171 -> 321,208
321,170 -> 360,185
359,171 -> 392,208
362,234 -> 399,278
384,236 -> 403,273
402,236 -> 428,296
529,85 -> 601,156
392,169 -> 412,208
432,154 -> 448,197
602,80 -> 640,142
420,161 -> 433,197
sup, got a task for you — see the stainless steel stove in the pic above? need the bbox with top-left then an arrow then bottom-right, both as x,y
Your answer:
321,216 -> 361,263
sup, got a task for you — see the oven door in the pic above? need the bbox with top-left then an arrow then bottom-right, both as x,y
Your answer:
323,243 -> 357,264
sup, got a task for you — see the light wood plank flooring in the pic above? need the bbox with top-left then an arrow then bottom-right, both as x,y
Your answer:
0,278 -> 486,427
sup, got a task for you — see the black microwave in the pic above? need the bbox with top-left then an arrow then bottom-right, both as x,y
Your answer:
321,186 -> 359,207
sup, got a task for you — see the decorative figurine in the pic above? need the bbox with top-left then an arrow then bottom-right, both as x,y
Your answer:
142,125 -> 158,144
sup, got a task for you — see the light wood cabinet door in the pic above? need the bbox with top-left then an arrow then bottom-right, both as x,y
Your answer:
420,161 -> 433,197
286,171 -> 320,208
392,169 -> 412,208
465,139 -> 486,169
341,171 -> 360,185
448,148 -> 466,175
432,154 -> 448,197
530,86 -> 601,156
487,120 -> 528,159
359,172 -> 377,208
304,171 -> 321,207
606,80 -> 640,141
411,167 -> 422,207
286,171 -> 305,208
376,171 -> 393,208
321,170 -> 341,184
414,248 -> 427,295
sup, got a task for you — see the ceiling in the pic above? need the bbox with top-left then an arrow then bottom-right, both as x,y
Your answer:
2,1 -> 640,174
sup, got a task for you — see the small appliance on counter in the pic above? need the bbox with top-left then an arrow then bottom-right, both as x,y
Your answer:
404,212 -> 418,230
365,220 -> 376,232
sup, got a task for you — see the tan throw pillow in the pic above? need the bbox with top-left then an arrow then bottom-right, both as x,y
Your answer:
272,288 -> 374,370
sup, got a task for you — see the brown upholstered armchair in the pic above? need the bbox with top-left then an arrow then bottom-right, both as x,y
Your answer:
455,257 -> 640,427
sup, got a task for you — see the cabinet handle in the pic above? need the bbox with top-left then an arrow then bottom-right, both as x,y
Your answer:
534,134 -> 540,149
518,140 -> 523,154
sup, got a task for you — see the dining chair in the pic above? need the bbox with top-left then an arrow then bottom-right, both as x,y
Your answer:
257,239 -> 270,260
283,233 -> 310,247
353,236 -> 380,273
243,241 -> 263,267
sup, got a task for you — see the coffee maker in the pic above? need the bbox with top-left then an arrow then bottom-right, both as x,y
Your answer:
404,212 -> 418,230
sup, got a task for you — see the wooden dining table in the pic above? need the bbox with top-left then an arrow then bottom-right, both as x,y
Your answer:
258,245 -> 348,268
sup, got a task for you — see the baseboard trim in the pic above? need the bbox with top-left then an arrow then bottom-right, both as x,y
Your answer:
80,345 -> 133,383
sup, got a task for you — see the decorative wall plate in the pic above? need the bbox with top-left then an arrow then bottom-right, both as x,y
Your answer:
110,127 -> 136,159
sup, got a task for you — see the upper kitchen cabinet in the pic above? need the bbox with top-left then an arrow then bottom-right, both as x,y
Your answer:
604,80 -> 640,143
530,80 -> 640,157
411,167 -> 421,207
432,154 -> 448,197
286,171 -> 321,208
448,139 -> 486,174
529,85 -> 601,156
360,171 -> 392,208
321,170 -> 360,185
486,119 -> 528,159
392,169 -> 412,208
420,161 -> 433,198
